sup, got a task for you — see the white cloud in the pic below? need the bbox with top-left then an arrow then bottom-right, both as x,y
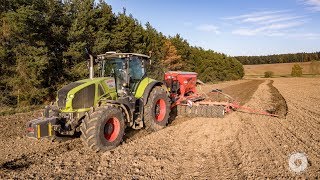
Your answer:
262,21 -> 305,30
196,24 -> 220,34
258,15 -> 305,24
226,10 -> 315,38
233,28 -> 320,39
224,10 -> 290,20
242,15 -> 281,23
303,0 -> 320,11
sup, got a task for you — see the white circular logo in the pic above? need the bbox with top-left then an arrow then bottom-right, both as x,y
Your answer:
288,152 -> 308,173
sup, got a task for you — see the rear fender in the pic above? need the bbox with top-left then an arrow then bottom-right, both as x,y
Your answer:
142,81 -> 168,105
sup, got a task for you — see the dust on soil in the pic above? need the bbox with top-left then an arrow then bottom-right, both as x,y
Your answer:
1,78 -> 320,179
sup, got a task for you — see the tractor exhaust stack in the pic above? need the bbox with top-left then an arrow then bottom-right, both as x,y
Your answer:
89,54 -> 94,79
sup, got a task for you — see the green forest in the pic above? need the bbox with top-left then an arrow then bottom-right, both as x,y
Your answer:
0,0 -> 244,108
236,52 -> 320,65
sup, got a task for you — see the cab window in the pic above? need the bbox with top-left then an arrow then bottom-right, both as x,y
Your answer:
129,57 -> 145,81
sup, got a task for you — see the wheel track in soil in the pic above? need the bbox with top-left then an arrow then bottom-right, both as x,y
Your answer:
174,114 -> 246,179
265,110 -> 320,164
285,102 -> 320,131
237,115 -> 286,168
274,120 -> 320,160
235,119 -> 282,178
273,111 -> 320,162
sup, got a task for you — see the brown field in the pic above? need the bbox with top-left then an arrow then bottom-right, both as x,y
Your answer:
244,62 -> 315,77
0,78 -> 320,179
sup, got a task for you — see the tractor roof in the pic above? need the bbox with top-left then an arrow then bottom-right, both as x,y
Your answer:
97,52 -> 150,60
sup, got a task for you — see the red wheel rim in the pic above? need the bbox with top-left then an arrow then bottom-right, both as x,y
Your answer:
155,99 -> 166,122
104,117 -> 120,142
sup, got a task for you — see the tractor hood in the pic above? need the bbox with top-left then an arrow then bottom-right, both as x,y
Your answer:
57,77 -> 116,112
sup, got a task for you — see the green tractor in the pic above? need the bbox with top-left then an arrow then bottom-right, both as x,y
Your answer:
27,52 -> 171,152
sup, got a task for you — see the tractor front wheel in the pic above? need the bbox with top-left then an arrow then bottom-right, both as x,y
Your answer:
80,106 -> 125,152
144,86 -> 171,132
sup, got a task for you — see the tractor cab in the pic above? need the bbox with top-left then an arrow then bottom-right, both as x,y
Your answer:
97,53 -> 150,96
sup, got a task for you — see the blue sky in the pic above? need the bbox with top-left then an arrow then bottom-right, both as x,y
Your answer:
106,0 -> 320,56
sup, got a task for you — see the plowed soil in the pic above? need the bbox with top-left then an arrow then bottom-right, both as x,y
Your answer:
1,78 -> 319,179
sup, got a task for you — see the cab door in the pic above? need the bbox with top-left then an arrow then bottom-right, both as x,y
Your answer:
129,56 -> 146,93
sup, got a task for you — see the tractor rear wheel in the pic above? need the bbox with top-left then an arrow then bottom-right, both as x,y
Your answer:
144,86 -> 170,132
80,106 -> 125,152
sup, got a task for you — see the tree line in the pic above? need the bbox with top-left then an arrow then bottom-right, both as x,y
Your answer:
0,0 -> 244,107
236,52 -> 320,65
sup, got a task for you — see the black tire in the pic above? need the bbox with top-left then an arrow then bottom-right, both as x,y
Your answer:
144,86 -> 171,132
80,106 -> 125,152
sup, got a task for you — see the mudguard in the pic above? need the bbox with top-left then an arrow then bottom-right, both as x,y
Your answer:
142,81 -> 165,105
134,77 -> 165,105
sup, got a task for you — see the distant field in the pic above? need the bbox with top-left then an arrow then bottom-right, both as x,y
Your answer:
244,62 -> 316,77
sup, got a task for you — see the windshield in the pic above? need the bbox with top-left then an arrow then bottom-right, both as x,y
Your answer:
103,58 -> 126,91
99,56 -> 146,93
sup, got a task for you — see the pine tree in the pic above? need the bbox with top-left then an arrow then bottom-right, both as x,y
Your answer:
111,11 -> 145,53
3,4 -> 50,105
144,22 -> 166,79
42,0 -> 69,94
92,0 -> 114,54
63,0 -> 96,81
